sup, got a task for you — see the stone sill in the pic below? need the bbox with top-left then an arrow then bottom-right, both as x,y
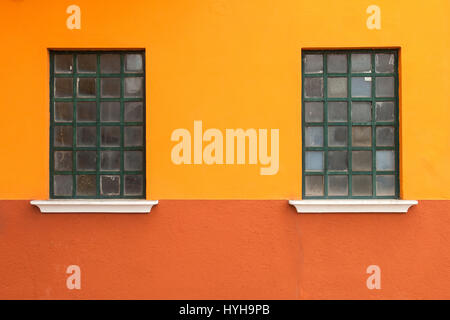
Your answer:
30,200 -> 158,213
288,200 -> 418,213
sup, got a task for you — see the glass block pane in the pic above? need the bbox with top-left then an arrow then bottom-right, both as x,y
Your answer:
305,126 -> 323,147
327,54 -> 347,73
351,102 -> 371,122
328,151 -> 348,171
54,175 -> 72,196
101,175 -> 120,195
54,78 -> 73,97
54,151 -> 72,171
101,151 -> 121,171
101,78 -> 121,98
352,151 -> 372,171
54,126 -> 73,147
125,54 -> 143,72
304,54 -> 323,74
327,77 -> 347,98
328,175 -> 348,196
352,175 -> 372,196
77,54 -> 97,73
55,54 -> 73,73
124,126 -> 143,147
100,102 -> 120,122
100,54 -> 120,73
305,101 -> 323,123
328,126 -> 347,146
76,101 -> 96,122
304,78 -> 323,98
328,102 -> 347,122
376,175 -> 395,196
352,126 -> 372,147
376,150 -> 395,171
124,175 -> 144,195
305,151 -> 323,171
77,126 -> 96,147
376,126 -> 394,146
101,126 -> 120,147
351,77 -> 371,97
375,101 -> 394,121
375,77 -> 394,97
124,77 -> 144,97
351,54 -> 371,73
76,175 -> 96,196
125,151 -> 143,171
305,175 -> 324,196
375,53 -> 394,73
125,102 -> 144,122
76,151 -> 97,171
77,78 -> 96,97
54,102 -> 73,122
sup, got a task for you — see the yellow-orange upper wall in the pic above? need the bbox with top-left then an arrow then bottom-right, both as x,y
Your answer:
0,0 -> 449,199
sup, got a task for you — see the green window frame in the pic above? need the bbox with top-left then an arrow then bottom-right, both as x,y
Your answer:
50,50 -> 146,199
302,49 -> 399,199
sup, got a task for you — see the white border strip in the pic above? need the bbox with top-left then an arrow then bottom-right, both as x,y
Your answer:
288,200 -> 418,213
31,200 -> 158,213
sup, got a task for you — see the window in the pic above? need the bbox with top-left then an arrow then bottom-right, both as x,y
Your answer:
302,49 -> 399,199
50,51 -> 146,199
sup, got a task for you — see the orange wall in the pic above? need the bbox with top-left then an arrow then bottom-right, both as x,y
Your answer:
0,0 -> 449,199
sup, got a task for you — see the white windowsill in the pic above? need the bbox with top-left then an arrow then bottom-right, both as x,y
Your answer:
288,199 -> 418,213
30,200 -> 158,213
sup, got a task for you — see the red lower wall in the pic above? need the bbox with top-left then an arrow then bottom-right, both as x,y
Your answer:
0,200 -> 449,299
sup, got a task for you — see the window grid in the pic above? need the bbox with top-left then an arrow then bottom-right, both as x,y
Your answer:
50,50 -> 146,199
302,49 -> 399,199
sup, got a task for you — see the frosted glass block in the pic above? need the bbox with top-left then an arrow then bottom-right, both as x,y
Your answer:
328,102 -> 347,122
352,126 -> 371,146
54,102 -> 73,122
327,77 -> 347,98
101,175 -> 120,195
77,126 -> 96,147
305,151 -> 323,171
305,102 -> 323,122
100,54 -> 120,73
351,77 -> 371,97
100,102 -> 120,122
376,126 -> 394,146
54,126 -> 73,147
305,126 -> 323,147
351,54 -> 371,73
54,151 -> 72,171
101,151 -> 120,171
124,126 -> 143,147
125,54 -> 143,72
76,101 -> 96,122
125,102 -> 144,122
351,102 -> 371,122
375,53 -> 394,73
328,126 -> 347,146
304,54 -> 323,74
305,175 -> 324,196
328,151 -> 348,171
54,175 -> 72,196
125,151 -> 143,171
376,175 -> 395,196
352,175 -> 372,196
375,101 -> 394,121
76,175 -> 96,196
101,78 -> 121,98
125,77 -> 144,97
55,54 -> 73,73
327,54 -> 347,73
54,78 -> 73,97
304,78 -> 323,98
328,175 -> 348,196
76,151 -> 97,171
101,126 -> 120,146
77,78 -> 96,97
124,175 -> 143,195
352,151 -> 372,171
376,151 -> 395,171
376,77 -> 394,97
77,54 -> 96,73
